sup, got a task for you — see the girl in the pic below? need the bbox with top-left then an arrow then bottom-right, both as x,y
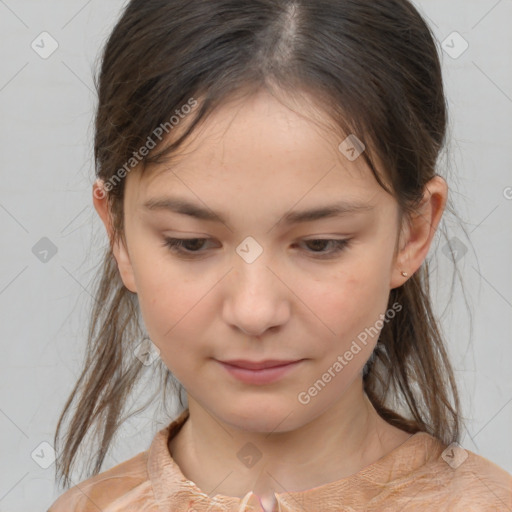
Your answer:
48,0 -> 512,511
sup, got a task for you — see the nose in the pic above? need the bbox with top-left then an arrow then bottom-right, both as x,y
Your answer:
222,254 -> 290,337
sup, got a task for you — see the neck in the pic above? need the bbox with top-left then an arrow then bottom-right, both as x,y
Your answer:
168,379 -> 410,511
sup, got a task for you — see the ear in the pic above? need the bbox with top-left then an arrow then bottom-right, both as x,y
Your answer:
390,175 -> 448,289
92,179 -> 138,293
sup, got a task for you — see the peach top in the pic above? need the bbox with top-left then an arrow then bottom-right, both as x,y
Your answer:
48,408 -> 512,511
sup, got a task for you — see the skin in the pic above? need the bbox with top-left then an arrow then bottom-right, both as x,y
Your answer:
93,89 -> 448,512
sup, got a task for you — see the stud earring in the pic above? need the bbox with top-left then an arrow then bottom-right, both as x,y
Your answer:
401,271 -> 409,277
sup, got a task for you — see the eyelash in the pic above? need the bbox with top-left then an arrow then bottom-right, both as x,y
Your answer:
162,237 -> 350,259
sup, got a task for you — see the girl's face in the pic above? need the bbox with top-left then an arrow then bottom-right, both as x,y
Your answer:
100,90 -> 410,432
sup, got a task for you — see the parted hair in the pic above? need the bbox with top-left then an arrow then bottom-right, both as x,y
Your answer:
53,0 -> 465,489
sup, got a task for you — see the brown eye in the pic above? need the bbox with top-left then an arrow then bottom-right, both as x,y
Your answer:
300,239 -> 350,258
163,237 -> 213,257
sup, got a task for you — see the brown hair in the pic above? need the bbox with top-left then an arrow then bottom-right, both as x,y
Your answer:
53,0 -> 466,489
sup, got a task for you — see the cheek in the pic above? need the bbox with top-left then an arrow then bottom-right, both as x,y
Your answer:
313,262 -> 390,328
137,276 -> 203,342
304,256 -> 393,368
131,229 -> 395,374
133,256 -> 221,365
136,284 -> 203,381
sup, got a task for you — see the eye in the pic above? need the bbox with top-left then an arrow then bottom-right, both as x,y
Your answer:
162,237 -> 214,258
298,239 -> 350,258
162,237 -> 351,260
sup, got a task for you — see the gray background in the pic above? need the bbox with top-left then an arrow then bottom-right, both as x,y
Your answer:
0,0 -> 511,510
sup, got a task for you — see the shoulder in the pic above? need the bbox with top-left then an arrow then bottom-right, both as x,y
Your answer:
445,449 -> 512,510
47,450 -> 153,512
412,436 -> 512,511
47,411 -> 190,512
367,432 -> 512,511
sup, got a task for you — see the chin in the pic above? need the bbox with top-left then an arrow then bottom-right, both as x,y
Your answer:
218,400 -> 307,434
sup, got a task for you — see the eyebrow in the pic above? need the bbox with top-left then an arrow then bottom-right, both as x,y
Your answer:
142,196 -> 374,225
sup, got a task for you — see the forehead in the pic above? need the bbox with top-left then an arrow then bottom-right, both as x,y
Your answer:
125,90 -> 388,211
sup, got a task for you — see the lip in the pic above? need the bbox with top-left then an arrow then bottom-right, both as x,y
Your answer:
217,359 -> 303,385
220,359 -> 301,370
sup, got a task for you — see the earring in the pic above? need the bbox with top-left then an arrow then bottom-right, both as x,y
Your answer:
401,271 -> 409,277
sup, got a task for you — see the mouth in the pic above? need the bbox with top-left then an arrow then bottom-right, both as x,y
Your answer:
219,359 -> 302,370
216,359 -> 304,385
